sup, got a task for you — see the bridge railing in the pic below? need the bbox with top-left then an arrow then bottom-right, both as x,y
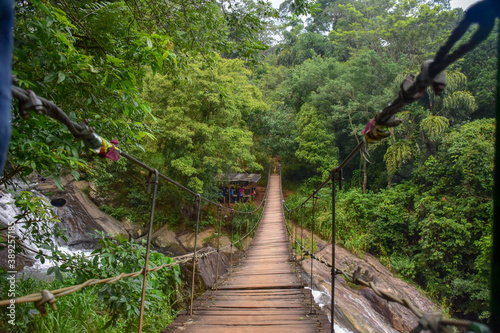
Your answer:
278,1 -> 500,332
1,115 -> 271,332
279,147 -> 493,333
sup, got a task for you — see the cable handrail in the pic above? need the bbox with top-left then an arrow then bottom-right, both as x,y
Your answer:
0,163 -> 271,322
117,152 -> 268,215
0,257 -> 192,308
281,172 -> 492,333
283,141 -> 364,213
11,84 -> 268,216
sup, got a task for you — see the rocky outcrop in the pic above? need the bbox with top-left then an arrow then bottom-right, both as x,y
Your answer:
150,224 -> 249,258
293,225 -> 328,251
176,247 -> 231,310
207,235 -> 234,255
37,176 -> 128,244
196,247 -> 230,288
151,224 -> 186,255
178,228 -> 215,252
122,217 -> 144,239
302,244 -> 439,333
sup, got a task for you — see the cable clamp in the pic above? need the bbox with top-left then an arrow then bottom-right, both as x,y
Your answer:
352,266 -> 371,283
80,124 -> 103,152
417,60 -> 446,96
19,90 -> 44,119
362,118 -> 393,143
35,290 -> 57,316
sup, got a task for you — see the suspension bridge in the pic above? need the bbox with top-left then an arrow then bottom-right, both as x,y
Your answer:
163,174 -> 329,332
2,1 -> 500,332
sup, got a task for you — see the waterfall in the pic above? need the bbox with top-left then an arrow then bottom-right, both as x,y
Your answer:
0,181 -> 94,274
307,285 -> 355,333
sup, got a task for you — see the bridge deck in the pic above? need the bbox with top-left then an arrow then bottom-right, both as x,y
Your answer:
163,175 -> 329,332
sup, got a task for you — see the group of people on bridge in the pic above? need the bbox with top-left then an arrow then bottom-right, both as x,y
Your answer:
221,186 -> 256,204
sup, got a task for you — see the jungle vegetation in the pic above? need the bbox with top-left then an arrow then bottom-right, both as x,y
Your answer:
0,0 -> 496,330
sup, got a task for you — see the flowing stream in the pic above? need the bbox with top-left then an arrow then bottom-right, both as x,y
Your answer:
307,285 -> 355,333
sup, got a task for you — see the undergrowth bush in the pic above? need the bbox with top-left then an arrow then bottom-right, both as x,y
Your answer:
0,231 -> 181,332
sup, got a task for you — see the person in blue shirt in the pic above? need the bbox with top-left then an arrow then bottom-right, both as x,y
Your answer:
0,0 -> 13,177
230,187 -> 238,203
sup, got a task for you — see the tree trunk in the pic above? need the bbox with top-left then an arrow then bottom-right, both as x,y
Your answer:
362,158 -> 367,194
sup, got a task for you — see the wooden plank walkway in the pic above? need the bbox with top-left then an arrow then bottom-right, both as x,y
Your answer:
163,175 -> 329,332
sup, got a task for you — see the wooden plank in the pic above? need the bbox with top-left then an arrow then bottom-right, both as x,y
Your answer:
193,300 -> 306,308
192,310 -> 310,315
178,325 -> 321,333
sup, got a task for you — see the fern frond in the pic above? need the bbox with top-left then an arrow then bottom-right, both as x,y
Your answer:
420,115 -> 449,141
443,71 -> 467,92
384,140 -> 413,175
442,91 -> 476,113
85,1 -> 112,11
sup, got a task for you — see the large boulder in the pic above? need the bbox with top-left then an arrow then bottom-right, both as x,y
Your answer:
178,228 -> 214,252
37,176 -> 128,243
196,247 -> 230,288
122,217 -> 144,240
207,235 -> 234,255
151,224 -> 186,255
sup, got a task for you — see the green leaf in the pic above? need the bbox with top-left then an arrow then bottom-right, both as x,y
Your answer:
116,233 -> 128,244
468,322 -> 492,333
44,73 -> 57,83
53,175 -> 64,190
106,55 -> 124,65
57,71 -> 66,83
70,169 -> 80,180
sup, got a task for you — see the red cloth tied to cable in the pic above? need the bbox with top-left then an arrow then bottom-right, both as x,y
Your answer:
362,118 -> 392,143
99,139 -> 121,161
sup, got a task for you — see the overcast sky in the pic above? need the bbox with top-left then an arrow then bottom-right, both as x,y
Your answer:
450,0 -> 478,9
269,0 -> 479,10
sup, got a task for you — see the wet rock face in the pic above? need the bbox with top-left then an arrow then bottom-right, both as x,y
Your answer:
359,288 -> 404,332
196,247 -> 230,288
302,244 -> 439,333
37,177 -> 128,244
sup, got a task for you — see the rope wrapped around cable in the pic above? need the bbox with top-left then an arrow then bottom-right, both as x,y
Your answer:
363,0 -> 500,143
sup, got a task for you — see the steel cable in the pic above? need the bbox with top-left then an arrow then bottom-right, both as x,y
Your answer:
11,83 -> 269,216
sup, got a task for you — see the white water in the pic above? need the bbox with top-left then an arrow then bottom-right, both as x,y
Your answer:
306,286 -> 354,333
0,182 -> 93,274
346,292 -> 394,333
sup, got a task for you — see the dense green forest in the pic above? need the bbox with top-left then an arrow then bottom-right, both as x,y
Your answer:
0,0 -> 496,331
